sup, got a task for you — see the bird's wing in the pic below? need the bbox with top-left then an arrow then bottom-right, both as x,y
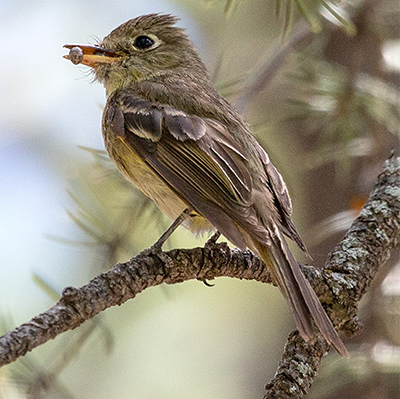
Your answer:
106,94 -> 269,249
255,144 -> 308,253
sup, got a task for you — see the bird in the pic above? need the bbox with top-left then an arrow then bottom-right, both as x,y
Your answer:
64,13 -> 348,357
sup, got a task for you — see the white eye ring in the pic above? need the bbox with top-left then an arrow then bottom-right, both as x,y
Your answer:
132,33 -> 161,51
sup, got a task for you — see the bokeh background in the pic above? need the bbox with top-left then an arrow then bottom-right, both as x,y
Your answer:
0,1 -> 399,398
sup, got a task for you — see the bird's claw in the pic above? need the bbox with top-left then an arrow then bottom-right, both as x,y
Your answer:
139,243 -> 174,268
205,231 -> 221,249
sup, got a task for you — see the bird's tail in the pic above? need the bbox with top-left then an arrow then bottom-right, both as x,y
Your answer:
249,225 -> 349,358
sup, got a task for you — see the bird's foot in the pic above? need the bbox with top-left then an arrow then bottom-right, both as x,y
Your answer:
139,208 -> 191,268
205,231 -> 221,249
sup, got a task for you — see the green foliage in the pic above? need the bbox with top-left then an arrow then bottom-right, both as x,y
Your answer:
277,0 -> 356,36
205,0 -> 357,33
66,147 -> 166,269
287,59 -> 400,173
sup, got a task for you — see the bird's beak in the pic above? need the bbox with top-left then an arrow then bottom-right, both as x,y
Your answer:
63,44 -> 122,67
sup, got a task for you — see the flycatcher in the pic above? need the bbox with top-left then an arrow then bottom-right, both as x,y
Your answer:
64,14 -> 347,357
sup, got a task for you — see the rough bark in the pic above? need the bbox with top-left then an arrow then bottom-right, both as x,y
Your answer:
0,156 -> 399,398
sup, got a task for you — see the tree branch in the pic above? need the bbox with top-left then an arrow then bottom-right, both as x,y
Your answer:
0,156 -> 399,398
264,154 -> 400,397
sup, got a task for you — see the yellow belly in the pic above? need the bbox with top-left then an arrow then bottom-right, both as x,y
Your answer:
109,137 -> 214,234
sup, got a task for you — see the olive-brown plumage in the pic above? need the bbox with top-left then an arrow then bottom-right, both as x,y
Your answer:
64,13 -> 348,357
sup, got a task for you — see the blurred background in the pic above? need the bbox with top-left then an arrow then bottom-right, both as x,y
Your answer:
0,0 -> 399,398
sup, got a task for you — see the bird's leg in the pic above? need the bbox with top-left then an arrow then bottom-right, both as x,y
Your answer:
149,208 -> 191,253
139,208 -> 191,267
141,208 -> 192,268
198,231 -> 222,287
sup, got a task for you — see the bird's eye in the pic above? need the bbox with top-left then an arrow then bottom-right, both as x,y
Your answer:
133,35 -> 155,50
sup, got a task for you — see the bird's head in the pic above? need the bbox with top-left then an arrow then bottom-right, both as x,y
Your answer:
64,14 -> 207,94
